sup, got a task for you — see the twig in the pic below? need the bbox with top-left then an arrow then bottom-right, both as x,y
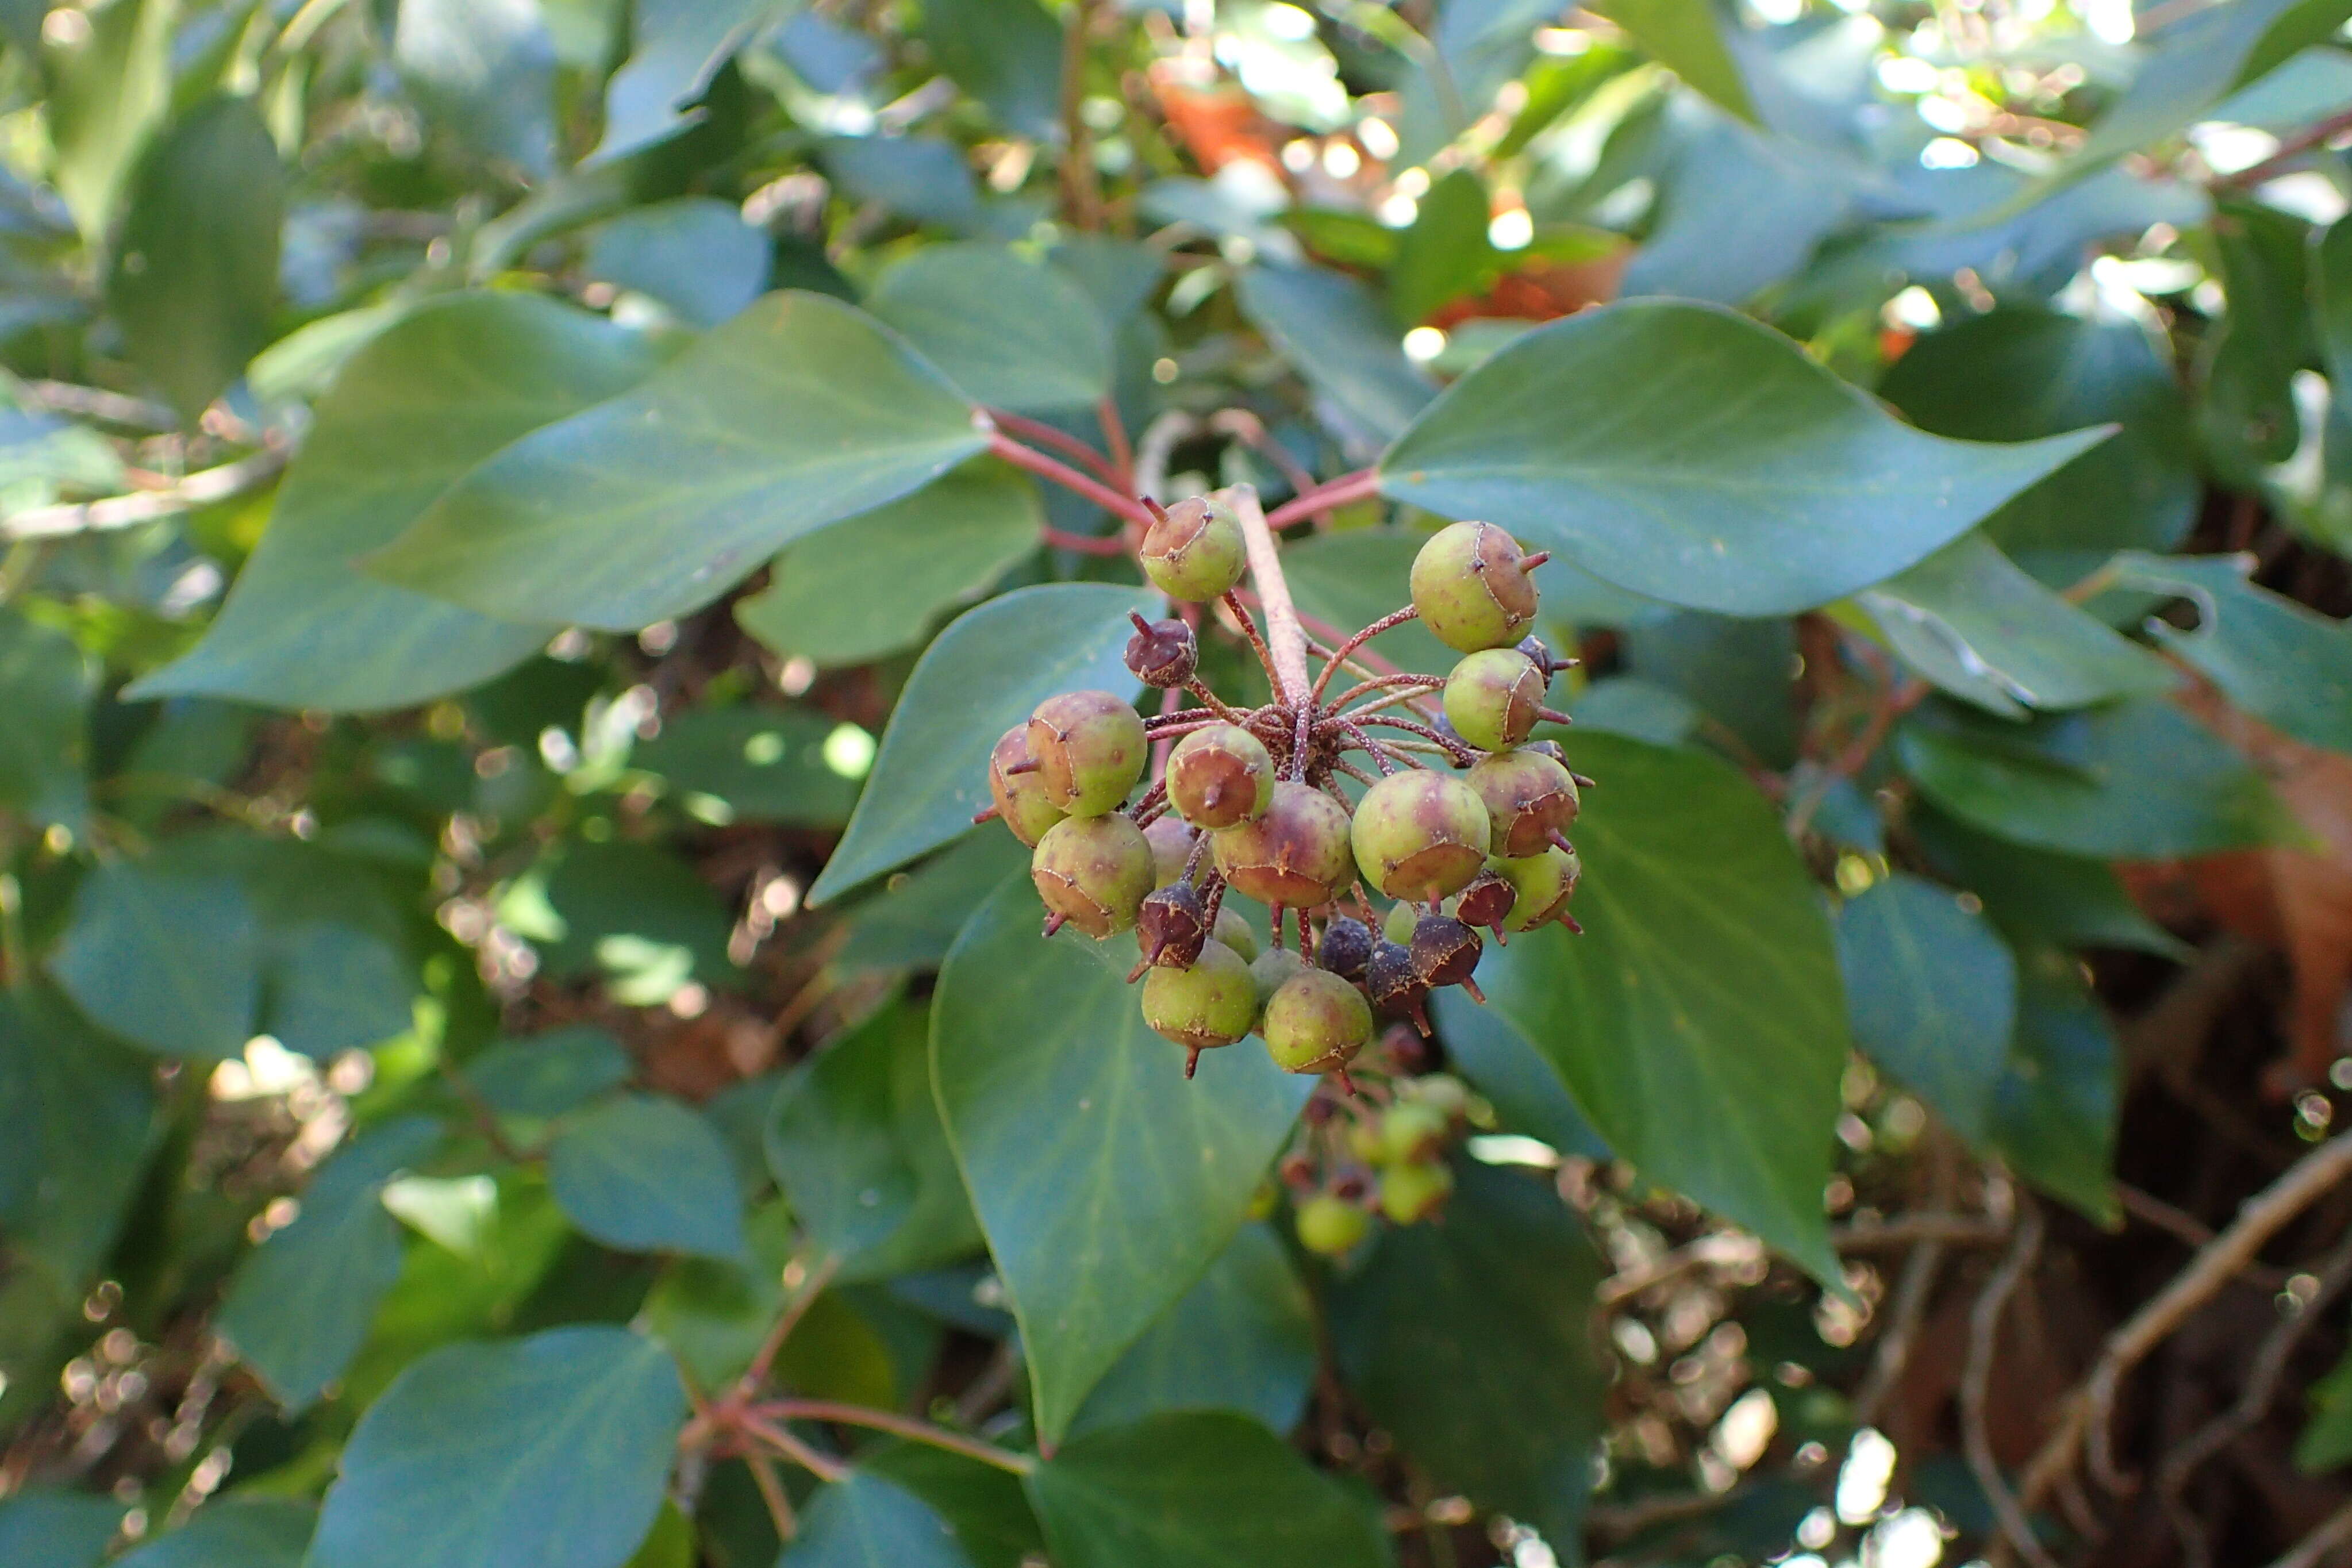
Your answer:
1133,409 -> 1197,501
1040,525 -> 1130,556
21,380 -> 176,431
738,1253 -> 842,1398
1785,673 -> 1927,838
743,1448 -> 805,1538
1058,0 -> 1105,228
2266,1498 -> 2352,1568
2,441 -> 291,540
2119,1182 -> 2292,1291
750,1398 -> 1035,1475
1965,1200 -> 2058,1568
1227,485 -> 1309,702
737,1413 -> 850,1486
988,432 -> 1155,532
990,408 -> 1124,487
1097,397 -> 1133,487
1855,1137 -> 1961,1429
1217,590 -> 1283,694
2220,106 -> 2352,189
2013,1132 -> 2352,1523
1262,468 -> 1382,532
1311,605 -> 1419,704
1207,409 -> 1319,507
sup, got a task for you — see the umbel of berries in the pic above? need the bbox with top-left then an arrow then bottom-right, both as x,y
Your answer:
975,483 -> 1587,1096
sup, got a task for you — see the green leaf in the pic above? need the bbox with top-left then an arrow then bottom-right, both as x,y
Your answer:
1429,994 -> 1612,1160
547,1093 -> 748,1262
1394,0 -> 1551,165
821,136 -> 984,232
933,879 -> 1313,1442
1910,805 -> 2189,960
1378,298 -> 2111,615
592,0 -> 771,162
394,0 -> 556,176
809,583 -> 1158,906
2072,0 -> 2352,168
586,198 -> 771,329
1990,951 -> 2120,1224
308,1325 -> 687,1568
44,0 -> 175,237
1388,169 -> 1498,327
1896,696 -> 2294,859
524,840 -> 739,1005
0,606 -> 91,831
0,990 -> 159,1288
0,1492 -> 123,1568
466,1025 -> 636,1119
1281,531 -> 1458,677
49,860 -> 259,1059
1025,1412 -> 1390,1568
769,997 -> 981,1279
737,466 -> 1042,670
862,1446 -> 1047,1568
134,293 -> 662,712
1877,308 -> 2198,562
624,1504 -> 695,1568
2296,1340 -> 2352,1473
2105,551 -> 2352,756
1329,1160 -> 1607,1547
1588,0 -> 1758,124
629,706 -> 864,827
920,0 -> 1062,144
365,293 -> 989,631
1236,266 -> 1435,445
638,1200 -> 798,1389
1852,533 -> 2176,716
1070,1221 -> 1315,1440
2321,213 -> 2352,393
2199,198 -> 2315,486
1834,874 -> 2017,1146
867,245 -> 1111,415
113,1498 -> 314,1568
837,829 -> 1030,974
781,1473 -> 978,1568
1475,732 -> 1846,1284
216,1116 -> 443,1412
107,95 -> 283,424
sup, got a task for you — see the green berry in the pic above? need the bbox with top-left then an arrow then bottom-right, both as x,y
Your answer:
1213,904 -> 1259,962
1031,814 -> 1156,938
1402,1073 -> 1470,1119
988,725 -> 1067,847
1442,648 -> 1547,751
1167,723 -> 1275,829
1494,844 -> 1582,931
1465,748 -> 1579,859
1028,690 -> 1147,816
1249,945 -> 1306,1010
1295,1193 -> 1371,1256
1382,901 -> 1420,946
1378,1100 -> 1448,1163
1212,782 -> 1355,909
1139,494 -> 1247,601
1351,770 -> 1491,905
1140,940 -> 1258,1059
1378,1158 -> 1455,1224
1262,969 -> 1372,1075
1144,814 -> 1198,886
1409,521 -> 1539,653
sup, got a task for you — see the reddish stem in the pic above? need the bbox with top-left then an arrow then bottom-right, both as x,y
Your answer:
990,433 -> 1158,531
1041,526 -> 1130,556
1310,605 -> 1419,704
1263,469 -> 1382,532
751,1400 -> 1035,1476
1097,397 -> 1135,487
991,409 -> 1125,487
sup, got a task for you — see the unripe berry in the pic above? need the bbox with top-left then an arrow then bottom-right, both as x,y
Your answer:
1167,724 -> 1274,829
1213,904 -> 1259,962
1139,494 -> 1247,601
1409,913 -> 1482,991
1351,770 -> 1490,905
1402,1073 -> 1470,1120
1032,814 -> 1156,938
1144,815 -> 1198,886
1141,941 -> 1257,1065
1125,612 -> 1198,688
989,726 -> 1066,847
1295,1192 -> 1370,1256
1212,782 -> 1355,909
1454,868 -> 1516,936
1382,901 -> 1420,947
1366,939 -> 1430,1035
1378,1158 -> 1454,1224
1316,915 -> 1373,981
1249,945 -> 1306,1011
1028,691 -> 1147,816
1409,521 -> 1539,653
1378,1100 -> 1448,1163
1494,844 -> 1581,931
1133,882 -> 1209,973
1442,648 -> 1547,751
1466,748 -> 1580,858
1262,969 -> 1372,1075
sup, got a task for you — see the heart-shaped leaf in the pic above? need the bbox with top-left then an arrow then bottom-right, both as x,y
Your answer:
868,244 -> 1111,413
547,1094 -> 747,1262
1834,873 -> 2017,1146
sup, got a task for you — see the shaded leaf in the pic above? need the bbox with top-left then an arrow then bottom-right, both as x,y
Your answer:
0,606 -> 91,831
1991,950 -> 2120,1223
1379,298 -> 2110,615
629,706 -> 864,828
45,0 -> 174,237
2297,1341 -> 2352,1473
1911,805 -> 2189,959
1282,530 -> 1459,678
49,860 -> 259,1059
1236,266 -> 1435,445
593,0 -> 771,161
2107,551 -> 2352,756
821,136 -> 985,232
0,990 -> 159,1288
921,0 -> 1060,141
518,839 -> 738,1005
1430,993 -> 1613,1160
547,1094 -> 748,1261
395,0 -> 556,176
862,1446 -> 1047,1568
868,245 -> 1110,414
466,1025 -> 636,1119
113,1497 -> 314,1568
366,293 -> 988,631
1389,169 -> 1498,327
1588,0 -> 1758,123
586,198 -> 771,329
781,1472 -> 978,1568
933,879 -> 1312,1442
0,1492 -> 122,1568
1834,873 -> 2017,1145
836,830 -> 1030,974
2072,0 -> 2352,169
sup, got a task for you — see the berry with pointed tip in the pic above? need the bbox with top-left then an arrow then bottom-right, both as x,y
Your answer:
1316,915 -> 1374,981
1378,1158 -> 1455,1223
1454,868 -> 1516,936
1249,945 -> 1306,1010
1031,814 -> 1156,938
1027,691 -> 1147,816
1443,647 -> 1547,751
1494,844 -> 1582,931
1144,815 -> 1198,886
1466,748 -> 1581,858
1139,494 -> 1247,601
1296,1192 -> 1371,1256
1516,633 -> 1573,678
1409,913 -> 1483,993
988,726 -> 1067,847
1351,770 -> 1491,905
1262,969 -> 1373,1075
1132,882 -> 1209,975
1213,904 -> 1259,962
1167,724 -> 1275,829
1402,1073 -> 1470,1120
1367,939 -> 1431,1035
1125,613 -> 1198,688
1410,520 -> 1540,652
1141,941 -> 1257,1067
1378,1100 -> 1449,1163
1212,782 -> 1355,908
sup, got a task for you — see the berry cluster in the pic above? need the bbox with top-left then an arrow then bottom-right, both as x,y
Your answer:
1284,1056 -> 1482,1256
981,494 -> 1590,1098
